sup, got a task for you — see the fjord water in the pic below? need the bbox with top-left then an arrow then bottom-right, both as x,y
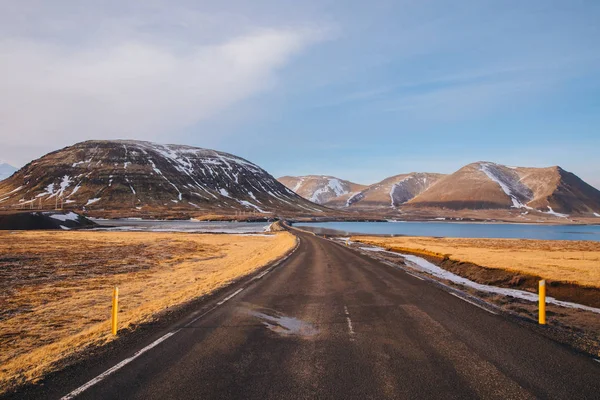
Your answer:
94,219 -> 270,233
295,221 -> 600,241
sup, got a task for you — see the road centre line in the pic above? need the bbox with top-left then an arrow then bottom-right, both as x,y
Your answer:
344,305 -> 355,337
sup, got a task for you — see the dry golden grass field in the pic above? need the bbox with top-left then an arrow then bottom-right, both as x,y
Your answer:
0,230 -> 295,393
353,236 -> 600,288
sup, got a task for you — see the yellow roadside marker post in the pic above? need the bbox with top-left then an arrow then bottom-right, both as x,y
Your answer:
111,287 -> 119,335
539,280 -> 546,325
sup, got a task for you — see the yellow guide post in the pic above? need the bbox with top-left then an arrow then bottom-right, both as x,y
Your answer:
539,280 -> 546,325
111,287 -> 119,335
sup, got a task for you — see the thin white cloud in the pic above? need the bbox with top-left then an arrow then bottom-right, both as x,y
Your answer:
0,27 -> 323,159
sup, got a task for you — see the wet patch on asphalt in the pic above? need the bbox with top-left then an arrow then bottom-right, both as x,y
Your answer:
242,306 -> 318,337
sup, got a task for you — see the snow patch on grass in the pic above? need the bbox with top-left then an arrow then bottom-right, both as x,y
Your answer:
360,246 -> 600,314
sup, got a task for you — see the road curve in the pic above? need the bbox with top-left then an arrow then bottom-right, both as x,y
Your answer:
11,230 -> 600,399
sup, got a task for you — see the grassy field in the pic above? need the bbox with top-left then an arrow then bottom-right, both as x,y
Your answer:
0,230 -> 296,393
352,236 -> 600,288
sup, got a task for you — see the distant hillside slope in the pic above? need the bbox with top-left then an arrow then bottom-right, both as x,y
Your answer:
408,162 -> 600,215
0,140 -> 325,214
278,175 -> 367,205
0,163 -> 17,181
325,173 -> 445,209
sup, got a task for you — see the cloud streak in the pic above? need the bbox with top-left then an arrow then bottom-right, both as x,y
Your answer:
0,27 -> 323,158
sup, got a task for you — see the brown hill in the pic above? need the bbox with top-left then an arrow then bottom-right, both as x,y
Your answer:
408,162 -> 600,215
325,173 -> 445,209
278,175 -> 367,204
0,140 -> 326,215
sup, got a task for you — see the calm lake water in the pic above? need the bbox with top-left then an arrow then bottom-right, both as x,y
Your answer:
93,219 -> 270,233
295,221 -> 600,241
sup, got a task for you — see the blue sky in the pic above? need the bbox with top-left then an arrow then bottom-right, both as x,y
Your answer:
1,1 -> 599,188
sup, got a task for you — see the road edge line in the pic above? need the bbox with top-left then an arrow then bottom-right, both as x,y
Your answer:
60,330 -> 180,400
450,292 -> 498,315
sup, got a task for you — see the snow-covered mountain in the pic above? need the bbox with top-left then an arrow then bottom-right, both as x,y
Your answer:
278,175 -> 366,205
0,163 -> 17,181
0,140 -> 325,214
324,173 -> 445,208
407,162 -> 600,216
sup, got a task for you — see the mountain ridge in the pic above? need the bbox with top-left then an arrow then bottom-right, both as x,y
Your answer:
0,163 -> 17,182
407,162 -> 600,215
0,140 -> 326,215
282,162 -> 600,216
281,172 -> 446,209
277,175 -> 367,205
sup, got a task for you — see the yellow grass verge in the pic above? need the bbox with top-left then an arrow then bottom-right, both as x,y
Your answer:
0,230 -> 296,392
352,236 -> 600,288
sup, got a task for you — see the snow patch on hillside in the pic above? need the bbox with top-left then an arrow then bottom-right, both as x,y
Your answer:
346,192 -> 364,207
4,186 -> 23,196
44,175 -> 73,199
309,178 -> 349,203
545,206 -> 569,218
238,200 -> 271,213
292,178 -> 304,192
479,163 -> 532,208
389,177 -> 410,207
327,178 -> 347,197
85,198 -> 101,206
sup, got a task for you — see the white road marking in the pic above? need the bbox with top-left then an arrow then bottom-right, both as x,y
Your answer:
60,330 -> 180,400
450,293 -> 497,315
344,305 -> 355,337
253,269 -> 271,280
595,359 -> 600,363
406,272 -> 425,281
217,288 -> 244,305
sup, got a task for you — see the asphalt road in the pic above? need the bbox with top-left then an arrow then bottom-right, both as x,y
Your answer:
15,230 -> 600,399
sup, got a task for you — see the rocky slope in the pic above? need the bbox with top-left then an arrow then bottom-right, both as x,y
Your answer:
407,162 -> 600,216
278,175 -> 367,205
322,173 -> 445,209
0,140 -> 326,215
0,163 -> 17,181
